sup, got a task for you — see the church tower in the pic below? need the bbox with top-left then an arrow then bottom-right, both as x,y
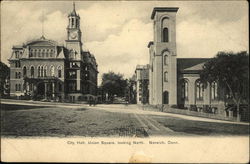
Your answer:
148,7 -> 178,105
65,2 -> 82,59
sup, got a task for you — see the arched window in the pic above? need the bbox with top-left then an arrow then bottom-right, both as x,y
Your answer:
50,65 -> 55,76
164,71 -> 168,82
196,79 -> 204,100
181,79 -> 188,100
71,18 -> 74,26
44,66 -> 47,77
23,66 -> 27,77
164,54 -> 168,65
211,81 -> 218,100
31,66 -> 34,77
58,66 -> 62,78
162,27 -> 169,42
41,66 -> 44,77
38,66 -> 41,77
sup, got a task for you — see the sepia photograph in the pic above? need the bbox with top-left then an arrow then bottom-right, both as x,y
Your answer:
1,0 -> 249,163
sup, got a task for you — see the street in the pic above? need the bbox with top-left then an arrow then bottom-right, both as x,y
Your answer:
1,99 -> 249,137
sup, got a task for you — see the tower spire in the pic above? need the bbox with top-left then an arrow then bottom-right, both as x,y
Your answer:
73,1 -> 75,11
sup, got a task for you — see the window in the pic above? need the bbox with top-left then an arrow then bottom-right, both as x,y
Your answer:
44,66 -> 47,77
50,66 -> 55,76
15,51 -> 19,58
70,62 -> 78,68
29,50 -> 33,57
23,67 -> 27,77
31,66 -> 34,77
76,19 -> 78,27
46,49 -> 49,57
85,73 -> 89,80
58,70 -> 62,78
68,81 -> 76,91
162,27 -> 169,42
38,49 -> 41,57
41,66 -> 44,77
164,54 -> 168,65
69,70 -> 77,78
34,49 -> 37,57
15,84 -> 21,91
42,49 -> 45,57
15,61 -> 21,68
38,66 -> 41,77
164,71 -> 168,82
23,83 -> 26,91
15,72 -> 21,79
30,83 -> 33,91
196,80 -> 204,100
72,18 -> 74,26
181,79 -> 188,100
211,81 -> 218,100
50,49 -> 53,57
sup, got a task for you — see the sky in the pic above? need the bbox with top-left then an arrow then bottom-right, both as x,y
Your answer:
1,1 -> 248,84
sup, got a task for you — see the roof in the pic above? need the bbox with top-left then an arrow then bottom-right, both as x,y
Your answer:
68,2 -> 79,17
12,45 -> 23,49
184,62 -> 206,71
177,58 -> 210,73
25,36 -> 58,46
151,7 -> 179,19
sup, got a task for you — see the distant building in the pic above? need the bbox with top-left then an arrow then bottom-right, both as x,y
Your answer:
135,65 -> 149,104
8,3 -> 98,102
148,7 -> 224,111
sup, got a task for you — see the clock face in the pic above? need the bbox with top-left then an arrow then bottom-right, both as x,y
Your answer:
70,31 -> 78,40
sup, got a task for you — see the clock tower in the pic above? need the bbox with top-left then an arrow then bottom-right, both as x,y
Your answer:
65,2 -> 82,59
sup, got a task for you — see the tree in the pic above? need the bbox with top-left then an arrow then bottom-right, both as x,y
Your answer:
101,71 -> 128,102
125,75 -> 137,104
200,51 -> 249,121
0,61 -> 10,97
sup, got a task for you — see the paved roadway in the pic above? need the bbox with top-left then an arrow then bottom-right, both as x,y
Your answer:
1,99 -> 249,137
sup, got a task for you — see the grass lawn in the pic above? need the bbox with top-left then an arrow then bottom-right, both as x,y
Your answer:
1,104 -> 145,137
152,115 -> 249,136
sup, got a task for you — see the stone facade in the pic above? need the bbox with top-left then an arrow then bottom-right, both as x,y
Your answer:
148,7 -> 225,113
8,4 -> 98,102
148,7 -> 178,105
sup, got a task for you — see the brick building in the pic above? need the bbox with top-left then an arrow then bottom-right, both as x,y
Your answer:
135,65 -> 149,104
8,3 -> 98,102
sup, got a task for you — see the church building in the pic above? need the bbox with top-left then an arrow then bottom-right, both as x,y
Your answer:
148,7 -> 225,113
8,3 -> 98,102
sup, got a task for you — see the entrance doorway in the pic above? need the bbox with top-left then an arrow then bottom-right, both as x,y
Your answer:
163,91 -> 169,104
37,83 -> 45,96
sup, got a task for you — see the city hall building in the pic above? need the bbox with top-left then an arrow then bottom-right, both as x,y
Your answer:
8,4 -> 98,102
148,7 -> 225,112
